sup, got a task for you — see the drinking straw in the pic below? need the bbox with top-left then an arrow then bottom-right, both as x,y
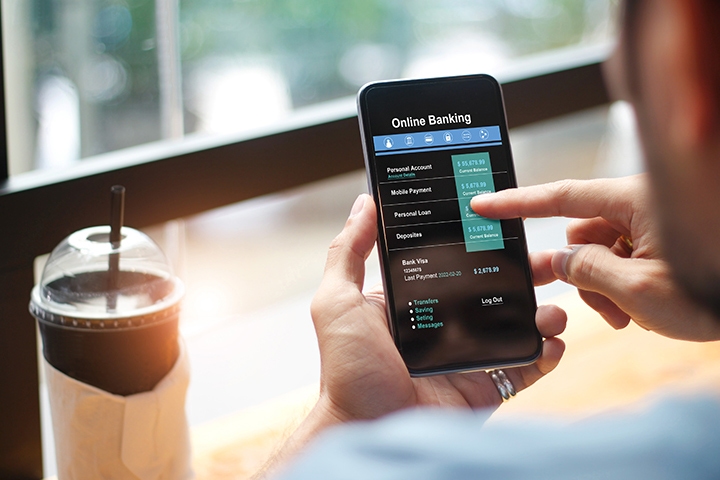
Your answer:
107,185 -> 125,311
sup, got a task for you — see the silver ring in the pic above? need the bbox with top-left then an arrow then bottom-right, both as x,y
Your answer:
489,369 -> 516,402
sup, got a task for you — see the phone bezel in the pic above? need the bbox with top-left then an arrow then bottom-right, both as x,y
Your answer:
357,74 -> 542,376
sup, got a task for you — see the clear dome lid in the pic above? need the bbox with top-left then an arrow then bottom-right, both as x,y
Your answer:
30,226 -> 183,327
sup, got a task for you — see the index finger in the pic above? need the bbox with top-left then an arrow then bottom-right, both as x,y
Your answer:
470,176 -> 641,224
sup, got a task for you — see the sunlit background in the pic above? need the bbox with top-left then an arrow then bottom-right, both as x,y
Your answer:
4,0 -> 618,174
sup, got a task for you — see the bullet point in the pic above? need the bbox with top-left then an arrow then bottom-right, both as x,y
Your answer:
409,309 -> 413,313
412,325 -> 416,329
411,318 -> 415,321
408,302 -> 412,306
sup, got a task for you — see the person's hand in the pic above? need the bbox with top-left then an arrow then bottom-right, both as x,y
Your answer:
470,174 -> 720,341
253,193 -> 566,479
309,193 -> 566,425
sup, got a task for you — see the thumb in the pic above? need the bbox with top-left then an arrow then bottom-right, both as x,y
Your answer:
322,194 -> 377,291
311,194 -> 378,337
552,244 -> 632,300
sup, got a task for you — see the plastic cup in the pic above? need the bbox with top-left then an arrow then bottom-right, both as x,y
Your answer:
30,226 -> 184,396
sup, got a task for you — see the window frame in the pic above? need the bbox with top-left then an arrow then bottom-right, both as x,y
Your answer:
0,19 -> 611,476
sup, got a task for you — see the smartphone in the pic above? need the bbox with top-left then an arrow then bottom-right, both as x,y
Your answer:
357,74 -> 541,376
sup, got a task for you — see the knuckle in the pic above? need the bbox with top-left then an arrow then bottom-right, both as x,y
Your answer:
565,219 -> 586,243
624,268 -> 657,297
324,233 -> 353,271
326,228 -> 367,270
567,246 -> 603,286
310,294 -> 326,320
326,232 -> 345,256
551,179 -> 577,215
310,286 -> 348,323
310,289 -> 335,323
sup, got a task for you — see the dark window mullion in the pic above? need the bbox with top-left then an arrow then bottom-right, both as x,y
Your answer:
0,1 -> 9,183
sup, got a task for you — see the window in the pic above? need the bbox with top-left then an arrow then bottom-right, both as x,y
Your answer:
5,0 -> 617,176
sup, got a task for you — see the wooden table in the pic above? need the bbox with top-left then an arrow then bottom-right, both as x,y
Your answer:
190,290 -> 720,478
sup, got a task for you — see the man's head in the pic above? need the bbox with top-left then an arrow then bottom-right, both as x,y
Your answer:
606,0 -> 720,318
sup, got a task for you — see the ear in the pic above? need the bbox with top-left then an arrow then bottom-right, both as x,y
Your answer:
655,0 -> 718,149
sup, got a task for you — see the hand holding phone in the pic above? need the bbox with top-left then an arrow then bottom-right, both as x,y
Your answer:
278,192 -> 566,461
357,74 -> 541,376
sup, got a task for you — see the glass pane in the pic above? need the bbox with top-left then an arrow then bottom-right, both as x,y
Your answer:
4,0 -> 619,175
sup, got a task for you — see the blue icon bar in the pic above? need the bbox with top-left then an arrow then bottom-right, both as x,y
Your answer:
373,125 -> 501,155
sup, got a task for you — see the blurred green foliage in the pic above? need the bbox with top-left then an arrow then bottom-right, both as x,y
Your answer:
29,0 -> 616,157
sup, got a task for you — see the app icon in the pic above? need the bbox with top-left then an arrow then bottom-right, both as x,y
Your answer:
478,128 -> 489,141
424,133 -> 434,145
384,137 -> 394,148
461,130 -> 472,141
404,135 -> 414,146
444,132 -> 453,143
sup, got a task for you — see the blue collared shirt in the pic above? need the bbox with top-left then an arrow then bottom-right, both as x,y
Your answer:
279,395 -> 720,479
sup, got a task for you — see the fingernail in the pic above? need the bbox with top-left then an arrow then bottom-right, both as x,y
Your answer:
349,194 -> 366,218
552,245 -> 582,284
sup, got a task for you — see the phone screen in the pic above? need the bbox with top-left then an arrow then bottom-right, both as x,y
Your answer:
358,74 -> 541,376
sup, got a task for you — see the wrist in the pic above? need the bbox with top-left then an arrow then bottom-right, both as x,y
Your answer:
251,394 -> 353,479
307,393 -> 356,433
